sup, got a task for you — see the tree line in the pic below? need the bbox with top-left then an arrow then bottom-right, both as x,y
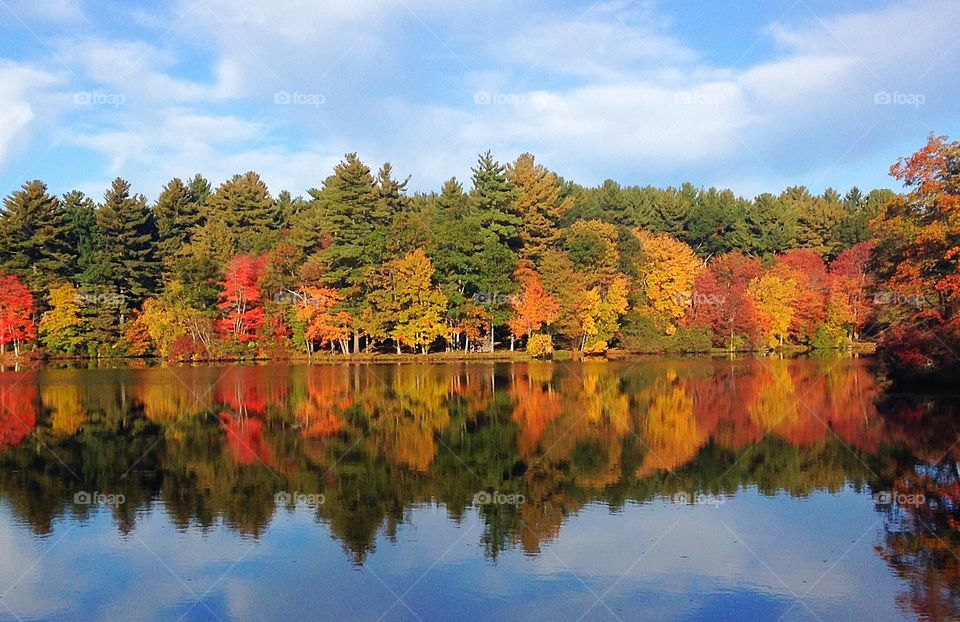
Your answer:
0,139 -> 947,365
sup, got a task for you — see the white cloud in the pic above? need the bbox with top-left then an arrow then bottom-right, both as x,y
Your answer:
1,0 -> 84,23
59,38 -> 242,103
500,18 -> 698,81
69,109 -> 342,197
0,62 -> 58,168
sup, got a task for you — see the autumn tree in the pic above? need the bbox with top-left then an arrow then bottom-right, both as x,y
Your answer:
293,287 -> 352,355
217,255 -> 267,343
776,250 -> 829,343
634,231 -> 703,334
367,248 -> 448,353
747,270 -> 797,347
508,263 -> 560,349
577,275 -> 629,353
686,253 -> 763,350
0,273 -> 36,356
39,283 -> 85,355
829,241 -> 875,340
871,134 -> 960,380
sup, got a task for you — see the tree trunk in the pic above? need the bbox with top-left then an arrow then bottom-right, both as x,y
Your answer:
353,330 -> 360,354
396,342 -> 401,355
510,335 -> 514,351
489,322 -> 495,352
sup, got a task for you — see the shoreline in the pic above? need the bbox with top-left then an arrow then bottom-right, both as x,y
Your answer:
0,343 -> 877,369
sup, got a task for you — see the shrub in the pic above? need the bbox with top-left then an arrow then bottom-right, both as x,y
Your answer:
526,333 -> 554,358
670,327 -> 713,353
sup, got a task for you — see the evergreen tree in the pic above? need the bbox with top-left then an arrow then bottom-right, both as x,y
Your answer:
188,174 -> 212,206
471,151 -> 520,248
0,181 -> 73,295
154,178 -> 203,274
795,196 -> 846,257
507,153 -> 570,262
95,178 -> 160,307
62,190 -> 100,283
650,187 -> 690,238
207,171 -> 276,253
685,187 -> 746,257
733,193 -> 798,255
314,153 -> 379,290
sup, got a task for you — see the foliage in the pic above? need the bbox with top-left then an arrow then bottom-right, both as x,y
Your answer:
0,273 -> 36,355
526,333 -> 554,358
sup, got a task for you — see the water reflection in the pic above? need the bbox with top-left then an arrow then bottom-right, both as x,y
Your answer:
0,359 -> 958,619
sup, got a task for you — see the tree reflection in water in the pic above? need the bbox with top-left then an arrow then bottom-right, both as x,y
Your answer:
0,359 -> 958,619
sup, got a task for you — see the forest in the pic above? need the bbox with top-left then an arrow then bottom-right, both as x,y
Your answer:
0,134 -> 956,381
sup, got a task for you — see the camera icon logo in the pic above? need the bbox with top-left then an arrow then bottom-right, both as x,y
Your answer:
473,491 -> 492,505
275,491 -> 293,505
74,491 -> 92,505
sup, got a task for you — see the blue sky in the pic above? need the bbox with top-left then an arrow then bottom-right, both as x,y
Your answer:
0,0 -> 957,201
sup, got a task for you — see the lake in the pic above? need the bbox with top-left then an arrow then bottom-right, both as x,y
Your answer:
0,358 -> 957,621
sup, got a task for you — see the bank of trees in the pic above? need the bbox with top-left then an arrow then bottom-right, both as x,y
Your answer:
0,144 -> 929,359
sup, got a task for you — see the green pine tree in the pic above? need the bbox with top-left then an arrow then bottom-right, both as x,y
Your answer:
155,177 -> 203,274
207,171 -> 276,253
95,177 -> 160,306
0,180 -> 73,295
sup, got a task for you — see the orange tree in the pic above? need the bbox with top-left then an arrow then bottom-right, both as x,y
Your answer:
871,134 -> 960,381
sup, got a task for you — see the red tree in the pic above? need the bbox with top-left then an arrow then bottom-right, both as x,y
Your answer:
777,250 -> 829,341
685,253 -> 763,349
217,255 -> 266,343
829,241 -> 876,339
0,274 -> 36,356
0,379 -> 38,450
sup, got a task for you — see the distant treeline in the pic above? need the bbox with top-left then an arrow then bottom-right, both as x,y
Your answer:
0,138 -> 952,373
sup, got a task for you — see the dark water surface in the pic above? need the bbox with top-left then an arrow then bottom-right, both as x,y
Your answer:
0,358 -> 958,621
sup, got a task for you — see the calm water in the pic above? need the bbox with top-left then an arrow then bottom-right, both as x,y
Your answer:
0,358 -> 958,621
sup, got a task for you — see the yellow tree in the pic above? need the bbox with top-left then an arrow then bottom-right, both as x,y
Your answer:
369,248 -> 448,353
634,231 -> 703,334
578,275 -> 629,353
507,153 -> 572,261
38,283 -> 85,354
747,270 -> 798,347
508,262 -> 560,349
